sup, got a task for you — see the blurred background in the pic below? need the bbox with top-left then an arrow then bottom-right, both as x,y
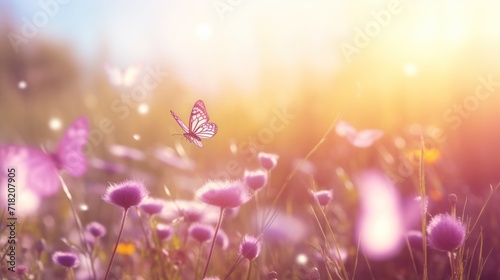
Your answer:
2,0 -> 500,194
2,0 -> 500,278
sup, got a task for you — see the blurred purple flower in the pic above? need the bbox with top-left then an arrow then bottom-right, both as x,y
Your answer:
244,169 -> 268,191
196,180 -> 252,209
406,230 -> 424,251
154,146 -> 195,170
156,224 -> 174,241
109,144 -> 145,161
310,190 -> 333,206
89,157 -> 126,174
86,221 -> 107,238
215,229 -> 229,250
427,213 -> 465,252
16,265 -> 28,276
140,197 -> 165,215
239,235 -> 261,260
189,223 -> 215,243
256,209 -> 307,244
52,251 -> 80,268
102,180 -> 149,210
258,152 -> 279,170
161,200 -> 218,224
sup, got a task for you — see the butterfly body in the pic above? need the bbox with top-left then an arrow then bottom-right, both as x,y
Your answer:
170,100 -> 218,147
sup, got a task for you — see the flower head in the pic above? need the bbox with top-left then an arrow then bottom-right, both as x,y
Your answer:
258,152 -> 279,170
406,230 -> 424,251
86,221 -> 106,238
196,180 -> 252,209
216,229 -> 229,250
16,265 -> 28,276
310,190 -> 333,206
140,197 -> 165,215
244,169 -> 268,191
189,223 -> 215,243
427,213 -> 466,252
102,180 -> 148,210
156,224 -> 174,241
52,251 -> 80,268
239,235 -> 261,260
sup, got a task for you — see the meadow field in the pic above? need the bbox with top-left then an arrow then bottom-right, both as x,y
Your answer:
1,1 -> 500,279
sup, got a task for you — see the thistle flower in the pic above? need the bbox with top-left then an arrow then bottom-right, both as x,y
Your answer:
239,235 -> 262,260
156,224 -> 174,241
258,152 -> 279,170
52,251 -> 80,268
189,223 -> 215,243
140,197 -> 165,215
196,180 -> 252,209
102,180 -> 148,210
244,169 -> 268,191
86,221 -> 107,238
102,180 -> 148,280
310,189 -> 333,206
427,213 -> 466,252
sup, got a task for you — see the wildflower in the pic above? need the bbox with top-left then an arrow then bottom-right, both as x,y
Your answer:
86,221 -> 107,238
102,180 -> 148,210
310,189 -> 333,206
215,229 -> 229,250
52,251 -> 80,268
16,265 -> 28,276
156,224 -> 174,241
196,180 -> 252,209
140,197 -> 165,215
189,223 -> 215,243
258,152 -> 279,170
239,235 -> 262,260
427,213 -> 466,252
406,230 -> 424,251
244,169 -> 268,191
116,242 -> 136,255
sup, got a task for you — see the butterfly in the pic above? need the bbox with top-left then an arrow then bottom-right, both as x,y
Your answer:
170,100 -> 218,147
335,120 -> 383,148
0,116 -> 89,197
104,63 -> 141,87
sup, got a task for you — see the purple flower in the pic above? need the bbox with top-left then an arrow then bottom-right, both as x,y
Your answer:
239,235 -> 261,260
427,213 -> 466,252
258,152 -> 279,170
189,223 -> 215,243
244,169 -> 268,191
102,180 -> 148,210
16,264 -> 28,276
215,229 -> 229,250
406,230 -> 424,251
52,251 -> 80,268
86,221 -> 107,238
196,180 -> 252,209
140,197 -> 165,215
156,224 -> 174,241
109,144 -> 145,161
310,190 -> 333,206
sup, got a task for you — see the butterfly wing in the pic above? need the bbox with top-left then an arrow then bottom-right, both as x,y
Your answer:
190,100 -> 218,139
0,145 -> 59,197
170,110 -> 190,133
56,116 -> 89,177
184,134 -> 203,148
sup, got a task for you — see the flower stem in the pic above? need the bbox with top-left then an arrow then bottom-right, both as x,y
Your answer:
201,207 -> 224,279
245,260 -> 253,280
104,208 -> 129,280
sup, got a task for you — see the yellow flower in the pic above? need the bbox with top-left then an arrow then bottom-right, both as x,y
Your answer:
116,242 -> 135,255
